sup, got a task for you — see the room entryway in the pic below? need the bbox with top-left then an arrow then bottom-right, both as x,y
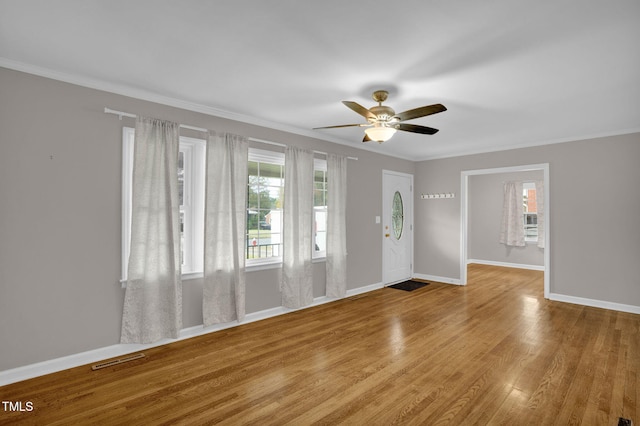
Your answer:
461,164 -> 550,298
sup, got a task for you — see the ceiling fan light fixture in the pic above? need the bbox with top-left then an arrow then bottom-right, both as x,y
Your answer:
364,125 -> 397,143
314,91 -> 445,142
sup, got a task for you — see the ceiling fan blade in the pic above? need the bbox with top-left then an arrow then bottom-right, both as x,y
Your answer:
397,123 -> 439,135
393,103 -> 447,122
313,123 -> 365,129
362,133 -> 372,142
343,101 -> 377,120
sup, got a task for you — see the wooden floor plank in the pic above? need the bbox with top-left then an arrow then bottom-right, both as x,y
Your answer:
1,264 -> 638,425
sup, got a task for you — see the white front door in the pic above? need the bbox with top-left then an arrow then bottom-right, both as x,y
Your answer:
382,170 -> 413,285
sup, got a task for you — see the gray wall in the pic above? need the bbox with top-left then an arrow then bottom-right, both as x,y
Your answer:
415,134 -> 640,306
0,68 -> 414,371
468,170 -> 544,267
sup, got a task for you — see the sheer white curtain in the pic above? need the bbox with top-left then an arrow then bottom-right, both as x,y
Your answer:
326,153 -> 348,298
121,117 -> 182,344
203,132 -> 248,326
535,180 -> 545,249
499,181 -> 525,247
282,146 -> 314,309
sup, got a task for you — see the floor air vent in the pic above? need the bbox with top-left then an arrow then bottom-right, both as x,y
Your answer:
91,353 -> 145,371
346,294 -> 368,301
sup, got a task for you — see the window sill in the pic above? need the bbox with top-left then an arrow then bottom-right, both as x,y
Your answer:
246,261 -> 282,272
182,272 -> 204,281
245,256 -> 326,273
119,271 -> 203,288
122,258 -> 328,286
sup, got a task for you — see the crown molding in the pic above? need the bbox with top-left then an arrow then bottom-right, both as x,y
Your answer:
413,127 -> 640,162
0,58 -> 418,161
3,58 -> 637,164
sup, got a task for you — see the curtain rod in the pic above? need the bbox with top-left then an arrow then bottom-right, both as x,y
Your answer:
105,107 -> 357,160
104,107 -> 208,133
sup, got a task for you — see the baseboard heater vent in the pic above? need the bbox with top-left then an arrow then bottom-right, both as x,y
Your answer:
91,353 -> 145,371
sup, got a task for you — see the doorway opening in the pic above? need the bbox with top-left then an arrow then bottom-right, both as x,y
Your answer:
460,164 -> 550,298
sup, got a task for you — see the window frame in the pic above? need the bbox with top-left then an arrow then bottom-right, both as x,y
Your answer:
121,127 -> 205,286
121,127 -> 134,286
179,136 -> 206,276
246,148 -> 285,269
123,137 -> 331,280
313,158 -> 328,260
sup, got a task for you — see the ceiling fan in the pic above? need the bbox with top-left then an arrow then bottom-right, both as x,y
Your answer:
314,90 -> 447,143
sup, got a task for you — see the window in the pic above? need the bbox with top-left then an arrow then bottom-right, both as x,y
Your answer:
177,137 -> 206,274
391,191 -> 404,240
246,149 -> 285,266
122,127 -> 205,282
123,137 -> 330,277
523,182 -> 538,242
245,149 -> 328,266
313,159 -> 328,258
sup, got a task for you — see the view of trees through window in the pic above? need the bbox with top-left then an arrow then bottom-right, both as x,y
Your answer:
247,160 -> 284,260
246,155 -> 328,263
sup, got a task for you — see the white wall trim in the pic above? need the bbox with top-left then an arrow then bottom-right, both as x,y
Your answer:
467,259 -> 545,271
3,58 -> 640,164
412,128 -> 640,161
0,282 -> 384,386
413,273 -> 462,286
0,58 -> 418,161
549,293 -> 640,315
346,281 -> 385,296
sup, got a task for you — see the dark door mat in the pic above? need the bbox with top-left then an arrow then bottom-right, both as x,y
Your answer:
388,280 -> 430,291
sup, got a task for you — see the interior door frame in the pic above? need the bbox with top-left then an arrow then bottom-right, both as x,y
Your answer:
382,170 -> 414,285
460,163 -> 550,298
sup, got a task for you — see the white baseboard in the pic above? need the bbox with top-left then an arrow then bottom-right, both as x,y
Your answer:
549,293 -> 640,315
412,273 -> 462,285
467,259 -> 545,271
347,282 -> 384,295
0,282 -> 384,387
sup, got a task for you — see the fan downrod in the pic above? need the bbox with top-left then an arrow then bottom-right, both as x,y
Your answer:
372,90 -> 389,104
370,90 -> 395,119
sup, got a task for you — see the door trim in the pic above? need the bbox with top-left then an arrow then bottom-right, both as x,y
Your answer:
382,170 -> 414,285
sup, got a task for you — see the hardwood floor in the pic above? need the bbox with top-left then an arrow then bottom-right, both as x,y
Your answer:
1,264 -> 638,425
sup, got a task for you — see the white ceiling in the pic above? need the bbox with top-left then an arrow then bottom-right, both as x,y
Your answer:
1,0 -> 639,160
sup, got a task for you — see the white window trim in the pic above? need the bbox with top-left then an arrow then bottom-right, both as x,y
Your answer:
121,128 -> 205,287
121,127 -> 134,287
180,136 -> 206,275
313,158 -> 327,260
249,147 -> 285,165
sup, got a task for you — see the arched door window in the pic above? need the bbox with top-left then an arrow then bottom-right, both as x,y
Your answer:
392,191 -> 404,240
